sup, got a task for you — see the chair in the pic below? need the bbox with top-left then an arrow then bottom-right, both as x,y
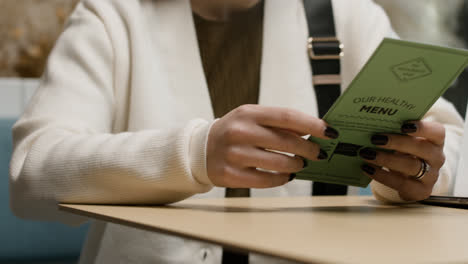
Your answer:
0,118 -> 88,263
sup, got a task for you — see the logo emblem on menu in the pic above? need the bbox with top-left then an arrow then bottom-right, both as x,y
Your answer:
391,57 -> 432,81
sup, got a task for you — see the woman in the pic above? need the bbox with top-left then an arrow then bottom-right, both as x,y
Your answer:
9,0 -> 464,263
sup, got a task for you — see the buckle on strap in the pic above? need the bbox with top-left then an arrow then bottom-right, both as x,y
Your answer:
308,37 -> 344,60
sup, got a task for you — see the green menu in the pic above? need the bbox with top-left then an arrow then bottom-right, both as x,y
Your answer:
297,38 -> 468,187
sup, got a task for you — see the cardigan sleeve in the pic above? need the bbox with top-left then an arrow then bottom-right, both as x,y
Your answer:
9,2 -> 213,225
333,0 -> 465,202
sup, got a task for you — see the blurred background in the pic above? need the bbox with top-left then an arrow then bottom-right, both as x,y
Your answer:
0,0 -> 78,78
0,0 -> 467,263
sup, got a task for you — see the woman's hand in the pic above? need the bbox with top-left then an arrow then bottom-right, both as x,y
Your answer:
206,104 -> 338,188
359,120 -> 446,201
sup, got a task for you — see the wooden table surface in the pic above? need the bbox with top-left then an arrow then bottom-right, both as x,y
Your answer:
59,196 -> 468,264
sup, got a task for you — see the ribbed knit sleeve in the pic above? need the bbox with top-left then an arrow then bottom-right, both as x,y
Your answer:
9,2 -> 213,225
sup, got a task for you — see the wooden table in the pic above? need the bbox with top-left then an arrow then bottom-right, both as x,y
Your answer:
59,196 -> 468,264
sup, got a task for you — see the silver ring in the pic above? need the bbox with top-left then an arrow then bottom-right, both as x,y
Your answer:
413,159 -> 430,180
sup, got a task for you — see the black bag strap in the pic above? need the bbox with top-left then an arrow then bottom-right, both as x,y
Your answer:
304,0 -> 348,196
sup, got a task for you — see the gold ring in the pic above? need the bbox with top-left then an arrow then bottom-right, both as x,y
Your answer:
413,159 -> 429,180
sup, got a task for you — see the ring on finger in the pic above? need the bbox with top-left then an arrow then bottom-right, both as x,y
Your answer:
412,158 -> 430,180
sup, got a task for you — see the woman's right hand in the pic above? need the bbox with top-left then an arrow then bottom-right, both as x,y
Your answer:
206,104 -> 339,188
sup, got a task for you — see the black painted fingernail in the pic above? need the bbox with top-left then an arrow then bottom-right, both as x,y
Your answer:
361,164 -> 375,175
371,135 -> 388,145
318,149 -> 328,160
359,148 -> 377,160
401,122 -> 417,133
289,173 -> 296,182
324,126 -> 339,139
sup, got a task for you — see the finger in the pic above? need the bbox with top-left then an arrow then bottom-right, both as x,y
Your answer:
229,147 -> 305,173
248,126 -> 327,161
275,128 -> 305,137
370,134 -> 445,168
240,105 -> 338,139
359,149 -> 440,186
401,120 -> 445,146
359,148 -> 422,176
222,167 -> 290,188
361,164 -> 431,201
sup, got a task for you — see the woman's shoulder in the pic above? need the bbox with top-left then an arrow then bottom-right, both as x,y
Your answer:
64,0 -> 152,56
80,0 -> 142,12
331,0 -> 386,15
73,0 -> 145,27
330,0 -> 397,88
331,0 -> 392,30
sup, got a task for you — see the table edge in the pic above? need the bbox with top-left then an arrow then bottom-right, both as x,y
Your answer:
59,203 -> 327,264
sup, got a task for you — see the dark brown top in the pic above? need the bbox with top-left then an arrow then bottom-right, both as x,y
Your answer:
193,1 -> 264,119
193,3 -> 264,198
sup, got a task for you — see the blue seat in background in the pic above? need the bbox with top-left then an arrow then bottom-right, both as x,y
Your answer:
0,119 -> 88,263
359,185 -> 373,196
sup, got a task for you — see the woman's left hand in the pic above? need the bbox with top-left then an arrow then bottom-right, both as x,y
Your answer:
359,120 -> 446,201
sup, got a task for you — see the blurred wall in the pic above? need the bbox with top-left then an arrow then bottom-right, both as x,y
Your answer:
0,0 -> 78,78
375,0 -> 468,116
375,0 -> 465,48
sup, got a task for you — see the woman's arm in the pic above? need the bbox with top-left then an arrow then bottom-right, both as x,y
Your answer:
10,1 -> 335,226
9,2 -> 214,225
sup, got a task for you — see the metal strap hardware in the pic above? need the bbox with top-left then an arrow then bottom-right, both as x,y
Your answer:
307,37 -> 344,60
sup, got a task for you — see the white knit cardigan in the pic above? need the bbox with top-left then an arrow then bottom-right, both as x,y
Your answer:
9,0 -> 464,263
